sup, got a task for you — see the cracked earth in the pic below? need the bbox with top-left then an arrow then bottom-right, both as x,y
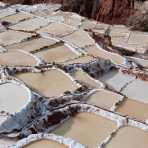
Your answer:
0,2 -> 148,148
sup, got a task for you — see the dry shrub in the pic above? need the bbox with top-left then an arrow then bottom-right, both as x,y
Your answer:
128,1 -> 148,31
128,11 -> 148,31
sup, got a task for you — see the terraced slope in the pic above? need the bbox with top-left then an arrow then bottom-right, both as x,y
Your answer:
0,3 -> 148,148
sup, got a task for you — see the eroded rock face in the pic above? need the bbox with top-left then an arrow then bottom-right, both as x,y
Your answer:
96,0 -> 135,24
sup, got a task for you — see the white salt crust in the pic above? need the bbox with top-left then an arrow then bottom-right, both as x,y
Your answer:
0,2 -> 6,7
0,79 -> 32,114
99,128 -> 120,148
58,104 -> 148,148
0,46 -> 7,53
64,43 -> 82,56
10,4 -> 61,14
110,95 -> 124,112
73,68 -> 105,89
12,133 -> 86,148
55,68 -> 82,88
18,49 -> 43,65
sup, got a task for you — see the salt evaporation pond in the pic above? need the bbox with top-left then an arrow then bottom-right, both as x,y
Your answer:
106,126 -> 148,148
0,82 -> 30,114
87,89 -> 123,110
0,50 -> 37,66
7,37 -> 57,53
24,139 -> 67,148
16,69 -> 79,97
0,138 -> 17,148
73,69 -> 103,88
117,98 -> 148,122
35,44 -> 78,63
54,112 -> 116,148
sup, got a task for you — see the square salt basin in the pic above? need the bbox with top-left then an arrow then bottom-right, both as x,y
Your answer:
128,31 -> 148,46
87,89 -> 123,110
63,55 -> 95,65
0,82 -> 30,114
0,50 -> 37,66
100,70 -> 135,92
127,56 -> 148,68
0,115 -> 8,125
6,37 -> 57,53
0,30 -> 34,46
64,13 -> 83,27
37,22 -> 76,37
106,126 -> 148,148
111,36 -> 135,51
73,69 -> 103,88
0,138 -> 17,148
62,30 -> 95,48
81,19 -> 96,30
35,44 -> 78,63
54,112 -> 117,148
24,139 -> 66,148
0,8 -> 16,19
86,45 -> 125,65
9,17 -> 50,32
117,98 -> 148,122
121,79 -> 148,103
16,69 -> 79,97
92,22 -> 110,35
1,12 -> 34,24
110,25 -> 130,38
51,11 -> 82,27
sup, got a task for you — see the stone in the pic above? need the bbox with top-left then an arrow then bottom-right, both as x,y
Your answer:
63,55 -> 94,65
73,69 -> 103,88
